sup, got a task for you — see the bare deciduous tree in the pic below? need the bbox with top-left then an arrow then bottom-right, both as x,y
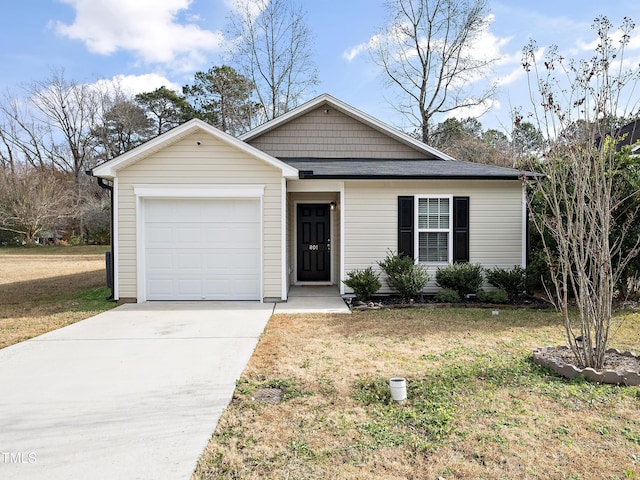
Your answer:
92,99 -> 152,161
0,165 -> 72,244
0,72 -> 128,243
0,94 -> 51,171
227,0 -> 318,123
28,69 -> 99,181
523,16 -> 640,369
370,0 -> 498,143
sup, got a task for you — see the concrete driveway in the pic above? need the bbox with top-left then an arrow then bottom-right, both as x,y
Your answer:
0,302 -> 273,480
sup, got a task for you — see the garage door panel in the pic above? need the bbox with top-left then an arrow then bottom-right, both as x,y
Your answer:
144,198 -> 261,301
203,278 -> 260,300
145,199 -> 259,222
147,279 -> 174,298
204,223 -> 259,245
146,251 -> 174,269
146,251 -> 210,270
146,225 -> 205,247
173,226 -> 206,244
172,253 -> 203,270
176,279 -> 203,296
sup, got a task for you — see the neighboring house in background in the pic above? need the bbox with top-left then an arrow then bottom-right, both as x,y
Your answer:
36,230 -> 64,245
617,119 -> 640,155
90,94 -> 526,302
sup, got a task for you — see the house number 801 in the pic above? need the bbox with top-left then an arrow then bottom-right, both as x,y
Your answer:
309,244 -> 319,250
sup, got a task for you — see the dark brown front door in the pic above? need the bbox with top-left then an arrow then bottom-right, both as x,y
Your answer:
297,204 -> 330,282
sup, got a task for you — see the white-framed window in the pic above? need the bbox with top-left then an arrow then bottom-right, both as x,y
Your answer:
416,196 -> 453,263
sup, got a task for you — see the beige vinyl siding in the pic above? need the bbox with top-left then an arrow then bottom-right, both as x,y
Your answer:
343,180 -> 523,293
247,107 -> 426,159
116,132 -> 283,300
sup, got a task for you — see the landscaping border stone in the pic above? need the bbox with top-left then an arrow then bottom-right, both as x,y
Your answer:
532,345 -> 640,386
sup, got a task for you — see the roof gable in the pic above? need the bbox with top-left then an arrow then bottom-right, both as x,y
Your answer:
91,118 -> 298,180
240,94 -> 455,161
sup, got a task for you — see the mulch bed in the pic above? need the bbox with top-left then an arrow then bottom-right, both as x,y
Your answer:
348,295 -> 552,310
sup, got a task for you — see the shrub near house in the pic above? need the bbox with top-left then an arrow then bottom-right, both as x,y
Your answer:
343,267 -> 381,302
378,252 -> 430,301
435,263 -> 483,299
485,266 -> 527,302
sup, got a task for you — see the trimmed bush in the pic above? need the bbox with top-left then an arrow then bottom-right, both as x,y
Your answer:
477,288 -> 509,304
378,251 -> 430,300
435,263 -> 484,298
485,265 -> 527,301
433,288 -> 461,303
343,267 -> 381,301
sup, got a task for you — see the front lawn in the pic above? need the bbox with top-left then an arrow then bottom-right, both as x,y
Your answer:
193,308 -> 640,479
0,246 -> 115,349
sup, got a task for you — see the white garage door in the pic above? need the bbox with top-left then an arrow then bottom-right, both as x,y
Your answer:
144,198 -> 261,300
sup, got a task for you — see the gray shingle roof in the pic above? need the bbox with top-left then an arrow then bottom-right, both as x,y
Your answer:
281,158 -> 524,180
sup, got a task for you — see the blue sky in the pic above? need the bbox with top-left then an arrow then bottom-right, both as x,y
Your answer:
2,0 -> 640,133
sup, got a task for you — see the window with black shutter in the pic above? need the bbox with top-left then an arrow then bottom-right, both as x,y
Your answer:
397,195 -> 470,264
397,196 -> 414,259
452,196 -> 469,263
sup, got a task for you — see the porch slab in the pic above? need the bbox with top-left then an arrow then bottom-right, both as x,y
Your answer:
274,286 -> 351,314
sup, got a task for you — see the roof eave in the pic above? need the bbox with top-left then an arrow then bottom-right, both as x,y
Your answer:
297,173 -> 524,180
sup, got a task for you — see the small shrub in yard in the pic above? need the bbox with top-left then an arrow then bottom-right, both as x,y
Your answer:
476,289 -> 509,304
343,267 -> 381,301
378,251 -> 430,301
433,288 -> 461,303
485,265 -> 527,301
435,263 -> 484,298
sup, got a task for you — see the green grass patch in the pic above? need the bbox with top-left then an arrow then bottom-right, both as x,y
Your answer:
0,245 -> 109,255
354,374 -> 457,452
236,377 -> 312,401
352,347 -> 639,456
67,286 -> 114,312
17,286 -> 114,314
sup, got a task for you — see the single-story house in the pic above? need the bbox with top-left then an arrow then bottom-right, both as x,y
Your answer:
90,94 -> 526,302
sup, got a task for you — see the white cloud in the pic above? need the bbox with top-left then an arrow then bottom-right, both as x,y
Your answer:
358,13 -> 514,84
449,14 -> 515,87
222,0 -> 266,19
342,43 -> 367,62
53,0 -> 223,72
96,73 -> 182,96
496,67 -> 524,87
576,21 -> 640,54
497,47 -> 544,86
343,32 -> 383,62
446,99 -> 501,121
470,15 -> 513,66
574,22 -> 640,73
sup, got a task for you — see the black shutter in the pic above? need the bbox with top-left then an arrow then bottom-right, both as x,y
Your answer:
398,196 -> 414,259
452,197 -> 469,263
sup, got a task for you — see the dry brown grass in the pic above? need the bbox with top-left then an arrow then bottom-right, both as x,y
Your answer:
193,308 -> 640,480
0,247 -> 114,349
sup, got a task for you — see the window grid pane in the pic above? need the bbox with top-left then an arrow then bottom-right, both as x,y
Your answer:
418,198 -> 449,230
419,232 -> 448,262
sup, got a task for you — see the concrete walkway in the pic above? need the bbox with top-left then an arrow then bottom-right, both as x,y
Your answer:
0,302 -> 273,480
274,286 -> 351,314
